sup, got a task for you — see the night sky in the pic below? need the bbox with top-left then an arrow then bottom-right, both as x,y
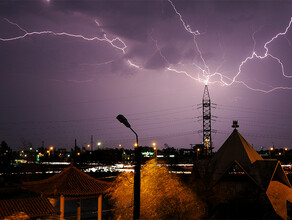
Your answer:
0,0 -> 291,151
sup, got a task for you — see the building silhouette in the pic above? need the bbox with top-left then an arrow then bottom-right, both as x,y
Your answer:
192,121 -> 292,219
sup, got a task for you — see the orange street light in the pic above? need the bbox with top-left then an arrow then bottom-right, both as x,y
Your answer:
196,148 -> 200,160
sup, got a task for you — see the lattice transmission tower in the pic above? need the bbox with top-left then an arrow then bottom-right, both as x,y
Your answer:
199,85 -> 216,156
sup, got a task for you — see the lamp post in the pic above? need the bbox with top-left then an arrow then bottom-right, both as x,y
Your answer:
270,147 -> 274,159
116,114 -> 140,220
152,142 -> 157,158
197,148 -> 200,160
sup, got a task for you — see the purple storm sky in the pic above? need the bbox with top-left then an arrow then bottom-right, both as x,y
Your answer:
0,0 -> 291,151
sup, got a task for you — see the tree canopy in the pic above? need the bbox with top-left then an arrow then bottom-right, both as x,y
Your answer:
107,159 -> 205,219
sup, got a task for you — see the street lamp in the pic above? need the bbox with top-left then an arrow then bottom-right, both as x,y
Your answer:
270,147 -> 274,159
152,142 -> 157,158
197,148 -> 200,160
116,114 -> 140,220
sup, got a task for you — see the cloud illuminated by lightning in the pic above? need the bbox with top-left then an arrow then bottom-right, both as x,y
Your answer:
1,1 -> 292,94
166,0 -> 292,93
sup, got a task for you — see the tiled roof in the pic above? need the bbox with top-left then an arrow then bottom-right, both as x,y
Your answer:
22,165 -> 112,198
0,197 -> 55,219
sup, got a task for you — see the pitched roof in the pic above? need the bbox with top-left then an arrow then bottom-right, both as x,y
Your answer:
246,159 -> 278,191
0,197 -> 55,219
212,160 -> 259,187
208,129 -> 263,187
192,127 -> 292,219
211,129 -> 263,168
266,181 -> 292,219
22,165 -> 112,199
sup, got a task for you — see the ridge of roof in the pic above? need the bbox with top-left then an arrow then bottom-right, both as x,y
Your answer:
270,161 -> 291,188
246,159 -> 278,191
22,165 -> 112,198
211,129 -> 263,171
211,160 -> 260,189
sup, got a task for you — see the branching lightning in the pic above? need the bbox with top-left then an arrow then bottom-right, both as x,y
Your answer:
165,0 -> 292,93
1,0 -> 292,93
1,18 -> 140,70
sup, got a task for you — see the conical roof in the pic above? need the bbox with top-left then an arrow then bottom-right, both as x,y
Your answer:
22,165 -> 112,199
212,129 -> 263,167
209,129 -> 263,186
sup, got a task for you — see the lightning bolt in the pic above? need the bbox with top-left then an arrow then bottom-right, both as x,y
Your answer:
1,18 -> 126,52
1,1 -> 292,94
165,0 -> 292,93
1,18 -> 141,70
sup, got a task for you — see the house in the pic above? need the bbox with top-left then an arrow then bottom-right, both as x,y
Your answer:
191,121 -> 292,219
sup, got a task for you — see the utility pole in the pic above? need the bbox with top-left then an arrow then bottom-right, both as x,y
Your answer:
91,135 -> 93,151
75,139 -> 77,152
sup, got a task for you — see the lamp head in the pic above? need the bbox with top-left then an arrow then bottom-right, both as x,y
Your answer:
116,114 -> 131,128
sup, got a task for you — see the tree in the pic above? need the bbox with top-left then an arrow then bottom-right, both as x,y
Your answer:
107,159 -> 205,219
0,141 -> 13,174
